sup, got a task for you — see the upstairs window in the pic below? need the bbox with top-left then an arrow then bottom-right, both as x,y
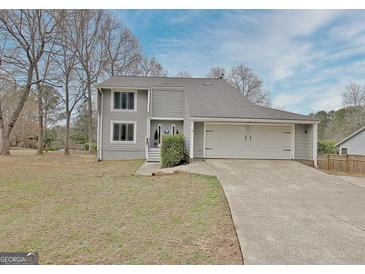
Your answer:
113,91 -> 135,110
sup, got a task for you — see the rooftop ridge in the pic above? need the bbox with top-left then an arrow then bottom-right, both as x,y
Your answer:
108,75 -> 225,80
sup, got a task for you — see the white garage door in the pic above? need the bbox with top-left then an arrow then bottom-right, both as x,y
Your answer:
205,124 -> 293,159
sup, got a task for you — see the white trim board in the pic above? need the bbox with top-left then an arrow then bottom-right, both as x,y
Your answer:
96,85 -> 149,90
204,122 -> 296,126
313,123 -> 318,167
192,117 -> 318,124
96,88 -> 104,161
190,121 -> 194,158
203,122 -> 206,158
291,124 -> 295,160
96,90 -> 100,158
150,117 -> 184,120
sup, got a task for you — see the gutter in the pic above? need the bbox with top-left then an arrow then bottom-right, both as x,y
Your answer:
190,117 -> 319,124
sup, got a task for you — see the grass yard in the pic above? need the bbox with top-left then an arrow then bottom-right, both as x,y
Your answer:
0,150 -> 242,264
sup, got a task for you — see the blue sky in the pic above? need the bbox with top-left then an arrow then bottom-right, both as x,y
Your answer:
116,10 -> 365,115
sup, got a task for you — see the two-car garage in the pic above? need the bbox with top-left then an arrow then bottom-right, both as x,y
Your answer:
204,124 -> 294,159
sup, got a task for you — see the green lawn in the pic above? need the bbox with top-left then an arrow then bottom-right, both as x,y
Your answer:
0,151 -> 242,264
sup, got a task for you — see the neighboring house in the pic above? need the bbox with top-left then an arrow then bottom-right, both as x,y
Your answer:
335,126 -> 365,155
95,76 -> 318,165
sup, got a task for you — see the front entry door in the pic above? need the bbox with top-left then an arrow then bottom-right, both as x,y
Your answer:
157,123 -> 177,146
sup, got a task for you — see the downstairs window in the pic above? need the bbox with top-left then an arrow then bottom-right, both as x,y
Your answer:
112,122 -> 135,142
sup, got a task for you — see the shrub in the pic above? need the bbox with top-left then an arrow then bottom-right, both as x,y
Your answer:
81,142 -> 97,151
161,134 -> 185,168
318,140 -> 337,155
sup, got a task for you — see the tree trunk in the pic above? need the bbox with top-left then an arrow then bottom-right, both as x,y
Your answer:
37,93 -> 44,155
87,84 -> 93,152
35,66 -> 44,155
1,128 -> 11,156
64,112 -> 70,156
2,67 -> 34,155
0,97 -> 3,154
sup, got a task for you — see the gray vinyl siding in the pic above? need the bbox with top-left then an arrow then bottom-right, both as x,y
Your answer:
151,88 -> 185,118
149,120 -> 183,146
193,122 -> 204,158
338,129 -> 365,155
100,89 -> 147,160
183,102 -> 192,157
295,124 -> 313,160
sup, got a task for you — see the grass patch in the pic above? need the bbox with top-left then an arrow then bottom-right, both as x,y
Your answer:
0,151 -> 242,264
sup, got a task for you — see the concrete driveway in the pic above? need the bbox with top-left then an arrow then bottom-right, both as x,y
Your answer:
207,159 -> 365,264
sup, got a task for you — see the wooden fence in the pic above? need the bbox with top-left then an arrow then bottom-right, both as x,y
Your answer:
318,154 -> 365,175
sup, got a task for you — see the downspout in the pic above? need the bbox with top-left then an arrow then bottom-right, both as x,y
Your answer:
291,124 -> 295,160
190,121 -> 194,159
96,89 -> 100,160
146,88 -> 151,160
313,123 -> 318,167
97,88 -> 104,161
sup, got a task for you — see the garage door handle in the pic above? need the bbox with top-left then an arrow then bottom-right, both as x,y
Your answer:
283,149 -> 291,151
205,147 -> 213,150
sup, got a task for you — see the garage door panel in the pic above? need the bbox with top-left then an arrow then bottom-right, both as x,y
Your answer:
205,124 -> 292,159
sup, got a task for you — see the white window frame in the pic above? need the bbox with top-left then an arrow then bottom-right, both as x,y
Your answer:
110,121 -> 137,144
111,90 -> 137,112
341,147 -> 348,155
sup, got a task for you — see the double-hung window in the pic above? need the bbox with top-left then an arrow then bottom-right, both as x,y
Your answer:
112,121 -> 136,143
113,91 -> 135,111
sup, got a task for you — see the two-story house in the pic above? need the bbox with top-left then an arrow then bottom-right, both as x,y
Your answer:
96,76 -> 318,165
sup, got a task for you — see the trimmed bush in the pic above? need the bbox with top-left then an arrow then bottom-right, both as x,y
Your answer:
161,134 -> 185,168
318,140 -> 337,155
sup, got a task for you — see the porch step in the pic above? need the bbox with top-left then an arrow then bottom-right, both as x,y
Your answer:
147,148 -> 161,162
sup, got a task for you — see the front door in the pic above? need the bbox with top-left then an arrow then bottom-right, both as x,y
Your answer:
156,123 -> 177,146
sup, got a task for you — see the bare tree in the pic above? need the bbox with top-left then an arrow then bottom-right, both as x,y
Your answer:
227,64 -> 271,106
175,71 -> 191,78
2,88 -> 38,148
207,66 -> 226,79
139,57 -> 167,77
53,11 -> 84,155
73,10 -> 107,153
102,15 -> 141,77
41,85 -> 62,130
342,82 -> 365,107
34,38 -> 59,155
0,10 -> 63,155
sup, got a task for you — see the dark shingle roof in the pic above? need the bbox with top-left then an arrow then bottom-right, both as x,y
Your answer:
96,76 -> 316,121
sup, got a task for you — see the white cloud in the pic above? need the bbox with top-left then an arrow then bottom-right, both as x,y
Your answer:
153,10 -> 341,82
124,10 -> 365,113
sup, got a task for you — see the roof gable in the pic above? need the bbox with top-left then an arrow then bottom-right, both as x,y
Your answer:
335,126 -> 365,147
